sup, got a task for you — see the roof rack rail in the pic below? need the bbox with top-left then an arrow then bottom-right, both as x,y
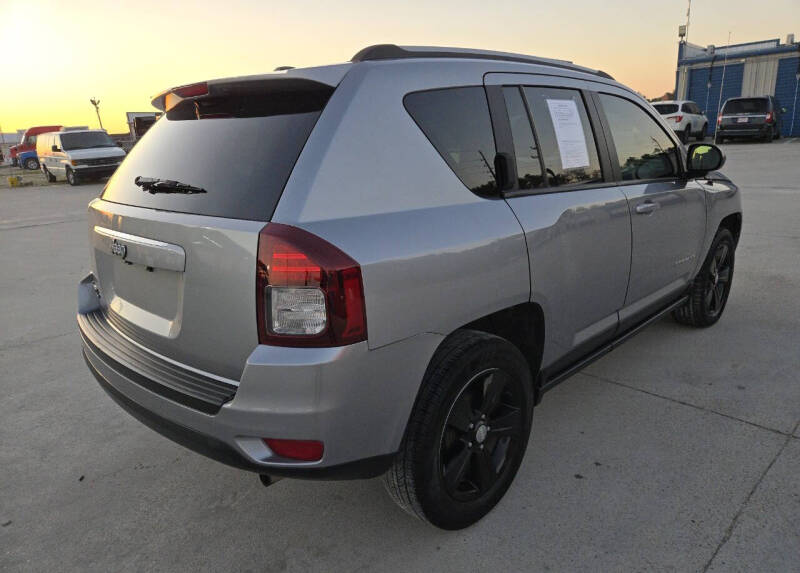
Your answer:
351,44 -> 614,80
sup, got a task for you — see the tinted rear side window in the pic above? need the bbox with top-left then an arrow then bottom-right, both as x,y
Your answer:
723,98 -> 768,114
404,87 -> 497,195
101,83 -> 333,221
653,104 -> 679,115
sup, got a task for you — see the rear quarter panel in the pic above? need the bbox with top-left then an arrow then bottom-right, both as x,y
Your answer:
272,61 -> 531,350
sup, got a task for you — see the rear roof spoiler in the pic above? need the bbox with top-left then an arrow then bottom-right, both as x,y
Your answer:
151,65 -> 352,112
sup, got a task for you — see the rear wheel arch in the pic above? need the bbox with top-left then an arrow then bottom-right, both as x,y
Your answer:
460,302 -> 546,400
401,302 -> 546,445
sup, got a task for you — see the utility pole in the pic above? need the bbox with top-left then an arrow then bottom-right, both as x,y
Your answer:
89,98 -> 104,130
791,73 -> 799,137
716,32 -> 732,124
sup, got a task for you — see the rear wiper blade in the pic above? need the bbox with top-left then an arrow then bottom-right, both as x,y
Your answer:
134,176 -> 207,194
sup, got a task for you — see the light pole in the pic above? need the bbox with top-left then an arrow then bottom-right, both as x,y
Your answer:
791,73 -> 799,138
90,97 -> 104,130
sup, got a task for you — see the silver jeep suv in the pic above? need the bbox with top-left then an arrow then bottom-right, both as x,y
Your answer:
78,44 -> 741,529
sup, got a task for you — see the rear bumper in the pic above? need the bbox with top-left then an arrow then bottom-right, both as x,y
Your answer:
717,124 -> 771,138
77,274 -> 442,479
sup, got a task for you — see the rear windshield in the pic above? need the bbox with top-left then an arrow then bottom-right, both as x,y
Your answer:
62,131 -> 116,150
723,98 -> 768,115
652,104 -> 679,115
101,83 -> 333,221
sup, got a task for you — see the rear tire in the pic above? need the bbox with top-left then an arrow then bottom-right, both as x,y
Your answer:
66,167 -> 79,186
384,330 -> 534,530
715,134 -> 725,145
43,167 -> 56,183
673,228 -> 735,327
697,123 -> 707,141
682,126 -> 691,143
764,128 -> 774,143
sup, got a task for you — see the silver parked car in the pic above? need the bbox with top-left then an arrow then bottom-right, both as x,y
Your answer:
78,44 -> 742,530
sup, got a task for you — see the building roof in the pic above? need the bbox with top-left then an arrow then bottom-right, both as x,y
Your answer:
678,37 -> 800,66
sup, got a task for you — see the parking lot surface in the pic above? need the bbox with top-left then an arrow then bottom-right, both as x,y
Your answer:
2,140 -> 799,572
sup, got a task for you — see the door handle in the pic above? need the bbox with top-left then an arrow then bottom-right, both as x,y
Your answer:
635,201 -> 660,215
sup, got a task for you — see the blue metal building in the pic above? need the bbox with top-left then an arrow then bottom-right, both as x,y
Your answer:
675,35 -> 800,136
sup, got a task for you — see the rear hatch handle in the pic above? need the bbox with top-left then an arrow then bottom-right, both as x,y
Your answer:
93,226 -> 185,272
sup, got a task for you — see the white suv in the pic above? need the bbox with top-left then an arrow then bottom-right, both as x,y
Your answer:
653,100 -> 709,142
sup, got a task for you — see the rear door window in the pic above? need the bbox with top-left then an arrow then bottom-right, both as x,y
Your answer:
101,83 -> 333,221
522,87 -> 603,187
502,87 -> 545,190
598,93 -> 680,181
404,87 -> 497,195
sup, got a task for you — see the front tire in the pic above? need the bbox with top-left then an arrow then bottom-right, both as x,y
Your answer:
24,157 -> 39,170
384,330 -> 534,530
66,167 -> 79,186
673,228 -> 735,327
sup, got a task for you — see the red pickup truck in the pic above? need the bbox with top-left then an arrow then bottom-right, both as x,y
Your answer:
9,125 -> 62,167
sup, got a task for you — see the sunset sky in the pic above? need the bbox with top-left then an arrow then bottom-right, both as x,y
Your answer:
2,0 -> 799,134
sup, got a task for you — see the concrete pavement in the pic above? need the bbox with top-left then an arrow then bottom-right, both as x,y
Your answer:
1,142 -> 798,571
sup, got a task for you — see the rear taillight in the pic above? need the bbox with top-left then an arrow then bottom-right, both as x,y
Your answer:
256,223 -> 367,347
765,111 -> 773,122
673,115 -> 683,122
717,115 -> 723,126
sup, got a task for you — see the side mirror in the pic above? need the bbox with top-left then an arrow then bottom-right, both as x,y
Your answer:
701,110 -> 706,115
686,143 -> 725,177
51,145 -> 59,152
493,152 -> 515,192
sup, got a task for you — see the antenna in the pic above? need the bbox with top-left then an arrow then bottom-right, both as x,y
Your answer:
685,0 -> 692,44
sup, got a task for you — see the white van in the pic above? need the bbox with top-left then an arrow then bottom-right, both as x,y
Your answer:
37,129 -> 126,185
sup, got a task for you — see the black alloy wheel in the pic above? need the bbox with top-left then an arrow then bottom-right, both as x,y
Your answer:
703,241 -> 732,319
673,228 -> 735,327
384,329 -> 534,529
440,368 -> 525,501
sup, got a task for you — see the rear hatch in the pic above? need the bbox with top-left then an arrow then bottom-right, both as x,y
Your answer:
90,75 -> 338,380
652,103 -> 683,127
720,98 -> 769,128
